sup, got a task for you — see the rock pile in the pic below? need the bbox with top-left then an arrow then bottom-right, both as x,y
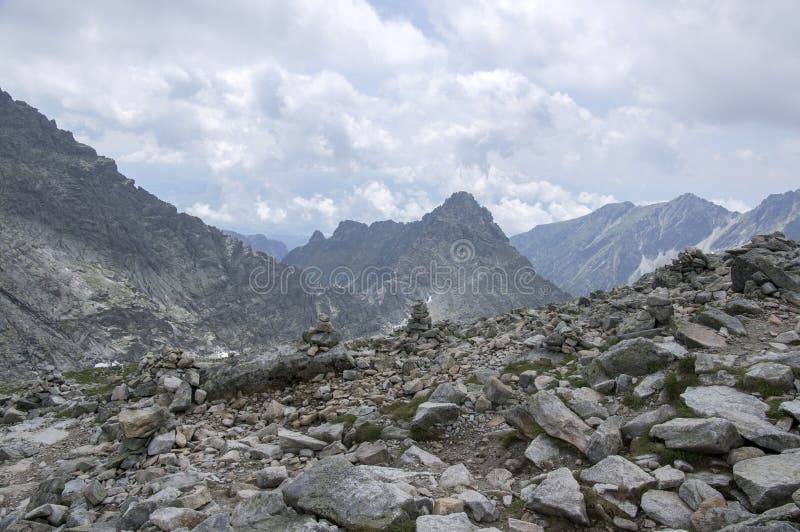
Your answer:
302,313 -> 342,354
4,233 -> 800,531
406,300 -> 432,333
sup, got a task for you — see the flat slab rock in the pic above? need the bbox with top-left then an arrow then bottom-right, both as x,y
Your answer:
579,455 -> 655,492
527,391 -> 592,453
650,417 -> 742,454
283,455 -> 420,530
733,453 -> 800,512
676,322 -> 728,349
598,338 -> 674,377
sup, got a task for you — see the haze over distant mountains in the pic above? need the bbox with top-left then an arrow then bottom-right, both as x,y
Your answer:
512,190 -> 800,295
222,230 -> 288,261
0,89 -> 565,375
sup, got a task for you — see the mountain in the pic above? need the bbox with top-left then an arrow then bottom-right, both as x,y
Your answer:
512,190 -> 800,295
222,230 -> 288,260
710,189 -> 800,248
283,191 -> 568,322
511,194 -> 737,295
0,89 -> 565,375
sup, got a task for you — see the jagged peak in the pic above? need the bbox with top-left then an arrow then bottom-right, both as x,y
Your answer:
308,230 -> 326,244
426,191 -> 494,225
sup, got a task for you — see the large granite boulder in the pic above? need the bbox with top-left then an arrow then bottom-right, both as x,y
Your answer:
650,417 -> 742,453
520,467 -> 589,526
598,338 -> 674,377
527,391 -> 592,453
733,453 -> 800,511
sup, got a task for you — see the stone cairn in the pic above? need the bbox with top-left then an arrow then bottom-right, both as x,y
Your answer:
302,313 -> 342,355
406,300 -> 432,333
401,300 -> 446,354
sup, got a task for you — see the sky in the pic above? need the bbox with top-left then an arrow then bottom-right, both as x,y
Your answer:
1,1 -> 798,245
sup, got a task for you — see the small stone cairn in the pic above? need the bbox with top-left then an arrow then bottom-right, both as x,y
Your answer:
302,313 -> 342,355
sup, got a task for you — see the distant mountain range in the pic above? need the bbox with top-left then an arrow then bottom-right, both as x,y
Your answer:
511,190 -> 800,295
222,230 -> 288,260
0,89 -> 565,375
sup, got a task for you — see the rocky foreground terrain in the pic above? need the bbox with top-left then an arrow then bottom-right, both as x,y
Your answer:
2,232 -> 800,531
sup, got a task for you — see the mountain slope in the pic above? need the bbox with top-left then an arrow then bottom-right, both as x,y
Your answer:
222,230 -> 288,260
710,189 -> 800,248
284,192 -> 568,322
0,89 -> 566,375
511,194 -> 737,295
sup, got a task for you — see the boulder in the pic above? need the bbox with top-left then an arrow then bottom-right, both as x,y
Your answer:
520,467 -> 588,526
681,386 -> 768,418
676,322 -> 727,349
457,490 -> 498,523
598,338 -> 673,377
579,455 -> 655,492
586,416 -> 623,463
411,402 -> 460,430
483,377 -> 514,405
621,405 -> 676,440
414,512 -> 487,532
278,429 -> 327,452
650,417 -> 742,453
283,456 -> 419,530
527,391 -> 591,453
733,453 -> 800,511
440,464 -> 473,489
118,406 -> 171,439
640,489 -> 693,529
695,309 -> 748,337
429,383 -> 467,405
679,479 -> 724,511
149,507 -> 206,531
743,362 -> 794,392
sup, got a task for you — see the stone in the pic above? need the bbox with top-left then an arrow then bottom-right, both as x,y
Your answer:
278,428 -> 327,452
415,512 -> 484,531
429,383 -> 466,404
283,456 -> 420,529
779,400 -> 800,422
302,313 -> 342,348
178,486 -> 212,510
733,453 -> 800,511
520,467 -> 589,526
633,371 -> 665,399
598,338 -> 674,377
696,309 -> 748,337
507,518 -> 544,532
230,490 -> 287,527
411,402 -> 460,430
191,513 -> 232,532
148,430 -> 176,456
433,498 -> 464,515
457,489 -> 499,522
676,322 -> 728,349
24,504 -> 69,526
255,466 -> 288,489
483,377 -> 514,405
308,423 -> 345,443
647,294 -> 674,324
579,455 -> 655,492
681,386 -> 768,418
354,441 -> 389,465
640,489 -> 693,529
83,479 -> 106,506
653,465 -> 685,489
61,478 -> 87,505
728,446 -> 765,465
169,381 -> 193,412
399,445 -> 446,470
440,463 -> 473,489
586,416 -> 623,463
743,362 -> 794,392
149,507 -> 206,531
118,406 -> 171,438
650,417 -> 742,453
523,434 -> 578,470
527,391 -> 591,453
726,298 -> 763,316
621,405 -> 676,440
679,479 -> 724,511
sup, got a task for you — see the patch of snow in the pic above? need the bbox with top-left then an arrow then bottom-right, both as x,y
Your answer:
627,249 -> 680,284
93,361 -> 122,368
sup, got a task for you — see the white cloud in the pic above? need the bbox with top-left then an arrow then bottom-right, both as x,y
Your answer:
711,198 -> 751,213
0,0 -> 796,239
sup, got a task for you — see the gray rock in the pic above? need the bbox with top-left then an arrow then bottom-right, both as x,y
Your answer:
24,504 -> 69,526
278,429 -> 327,452
696,309 -> 748,337
633,371 -> 665,399
457,489 -> 498,522
148,430 -> 176,456
621,405 -> 677,440
414,512 -> 485,532
191,513 -> 232,532
399,445 -> 446,470
483,377 -> 514,405
283,455 -> 419,530
598,338 -> 674,377
308,423 -> 345,443
650,417 -> 742,453
83,480 -> 106,506
586,416 -> 623,464
681,386 -> 769,418
411,402 -> 460,430
520,467 -> 588,526
428,383 -> 467,404
725,298 -> 763,316
733,453 -> 800,511
440,463 -> 473,489
579,455 -> 655,492
640,489 -> 693,529
523,434 -> 579,470
149,507 -> 206,531
743,362 -> 794,392
169,381 -> 193,412
653,465 -> 685,489
527,391 -> 592,453
710,409 -> 800,452
354,441 -> 389,465
679,479 -> 724,511
118,406 -> 171,438
256,466 -> 288,489
230,490 -> 287,527
676,322 -> 728,349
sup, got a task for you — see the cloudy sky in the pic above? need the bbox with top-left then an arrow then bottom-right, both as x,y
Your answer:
1,1 -> 798,244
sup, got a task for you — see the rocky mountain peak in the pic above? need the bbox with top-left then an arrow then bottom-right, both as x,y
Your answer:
426,191 -> 493,224
308,230 -> 326,244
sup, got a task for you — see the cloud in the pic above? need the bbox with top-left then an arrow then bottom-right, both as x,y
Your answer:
0,0 -> 796,240
711,198 -> 751,213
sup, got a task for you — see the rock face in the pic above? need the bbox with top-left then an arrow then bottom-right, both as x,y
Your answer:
222,230 -> 288,260
283,191 -> 568,324
283,456 -> 420,529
